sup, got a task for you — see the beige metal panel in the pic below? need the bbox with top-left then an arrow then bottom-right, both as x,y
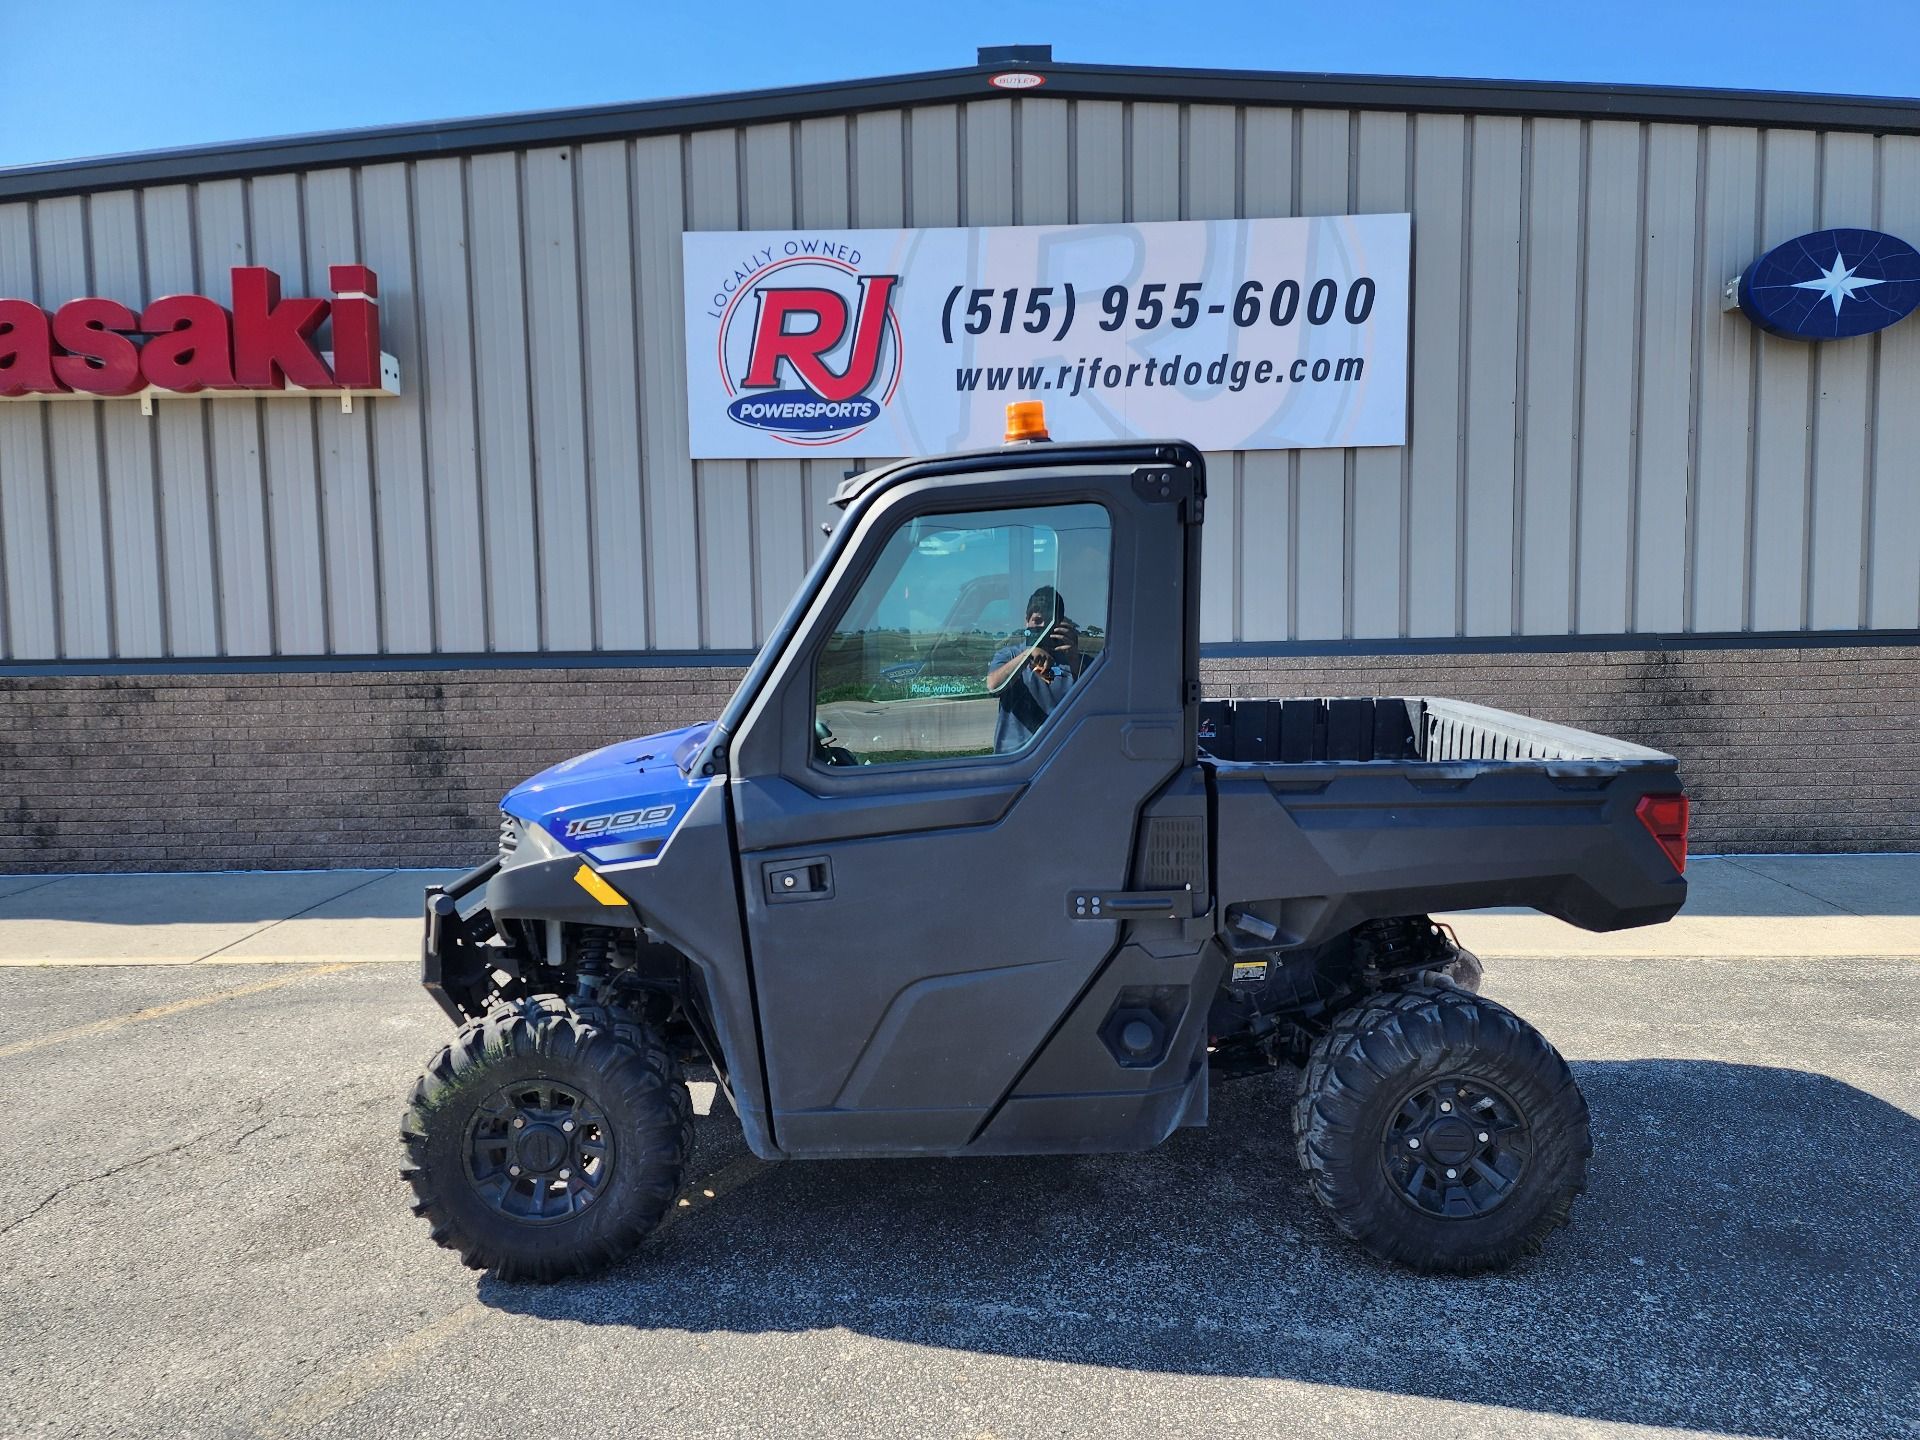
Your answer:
1690,128 -> 1761,633
1130,103 -> 1181,223
630,135 -> 699,649
964,101 -> 1014,226
1871,135 -> 1920,628
247,173 -> 327,655
1749,129 -> 1819,630
1238,107 -> 1296,641
1018,99 -> 1069,225
521,146 -> 594,651
1406,113 -> 1468,636
751,121 -> 813,642
1073,102 -> 1124,224
409,158 -> 487,652
686,129 -> 754,650
301,168 -> 381,654
1296,109 -> 1351,640
1517,118 -> 1582,635
138,184 -> 220,657
353,164 -> 432,654
574,141 -> 648,651
194,180 -> 272,655
1243,108 -> 1293,216
1351,112 -> 1411,639
84,190 -> 165,658
792,118 -> 852,628
466,152 -> 542,651
847,116 -> 905,555
905,107 -> 961,449
907,106 -> 960,227
1807,132 -> 1876,629
853,111 -> 905,226
13,106 -> 1920,661
1192,109 -> 1242,643
33,196 -> 112,657
1633,125 -> 1700,632
1463,116 -> 1523,636
798,117 -> 849,225
1198,451 -> 1238,642
0,201 -> 57,659
1185,107 -> 1237,220
1576,122 -> 1641,634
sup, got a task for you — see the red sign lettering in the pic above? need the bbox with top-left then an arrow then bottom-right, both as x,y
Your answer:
741,274 -> 898,403
0,265 -> 383,399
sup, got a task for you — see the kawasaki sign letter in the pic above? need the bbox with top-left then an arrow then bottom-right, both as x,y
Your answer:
682,215 -> 1410,459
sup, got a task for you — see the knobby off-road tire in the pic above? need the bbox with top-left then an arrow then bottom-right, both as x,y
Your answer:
1293,982 -> 1590,1274
401,995 -> 692,1281
571,998 -> 697,1164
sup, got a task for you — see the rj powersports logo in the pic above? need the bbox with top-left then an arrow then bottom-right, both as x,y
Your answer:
714,247 -> 902,445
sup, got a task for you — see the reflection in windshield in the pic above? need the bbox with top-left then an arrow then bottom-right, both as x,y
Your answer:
814,504 -> 1112,765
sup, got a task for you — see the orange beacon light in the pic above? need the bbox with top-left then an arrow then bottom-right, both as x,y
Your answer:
1004,400 -> 1050,443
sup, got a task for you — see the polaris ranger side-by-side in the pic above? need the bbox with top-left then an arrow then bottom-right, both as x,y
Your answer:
403,414 -> 1689,1279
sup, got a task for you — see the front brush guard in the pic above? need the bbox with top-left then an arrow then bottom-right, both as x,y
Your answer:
422,857 -> 503,1023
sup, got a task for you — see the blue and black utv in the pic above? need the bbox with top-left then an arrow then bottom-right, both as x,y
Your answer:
402,417 -> 1689,1280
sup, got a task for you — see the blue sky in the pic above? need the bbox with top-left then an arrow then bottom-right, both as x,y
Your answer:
3,0 -> 1915,169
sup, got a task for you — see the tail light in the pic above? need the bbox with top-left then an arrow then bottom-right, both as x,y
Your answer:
1636,793 -> 1689,873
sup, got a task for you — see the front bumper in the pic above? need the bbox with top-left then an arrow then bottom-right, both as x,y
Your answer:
421,856 -> 502,1023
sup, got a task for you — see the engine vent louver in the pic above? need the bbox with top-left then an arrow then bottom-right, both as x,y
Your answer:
1141,816 -> 1206,891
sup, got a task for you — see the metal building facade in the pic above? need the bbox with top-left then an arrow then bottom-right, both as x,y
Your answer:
3,72 -> 1919,664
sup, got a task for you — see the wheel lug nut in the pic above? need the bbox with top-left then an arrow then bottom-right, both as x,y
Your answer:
1439,1101 -> 1452,1113
1446,1168 -> 1457,1179
559,1168 -> 571,1179
1407,1138 -> 1420,1150
1478,1131 -> 1489,1142
509,1165 -> 521,1176
562,1121 -> 575,1133
513,1118 -> 525,1129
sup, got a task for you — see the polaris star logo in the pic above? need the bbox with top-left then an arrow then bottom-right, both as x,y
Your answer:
714,250 -> 902,445
1736,228 -> 1920,341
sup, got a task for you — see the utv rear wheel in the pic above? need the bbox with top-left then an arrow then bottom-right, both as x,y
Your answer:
401,996 -> 690,1281
1293,983 -> 1590,1273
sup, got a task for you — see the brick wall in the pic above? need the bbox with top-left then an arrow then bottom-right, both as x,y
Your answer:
3,644 -> 1915,873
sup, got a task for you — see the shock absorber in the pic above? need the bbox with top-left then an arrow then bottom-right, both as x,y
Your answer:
569,926 -> 618,1009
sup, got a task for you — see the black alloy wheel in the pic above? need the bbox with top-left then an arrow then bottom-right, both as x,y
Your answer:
402,995 -> 692,1281
1379,1075 -> 1530,1219
464,1079 -> 616,1224
1293,982 -> 1590,1273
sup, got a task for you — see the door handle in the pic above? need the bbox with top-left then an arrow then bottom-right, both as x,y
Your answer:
1068,888 -> 1198,920
765,856 -> 834,904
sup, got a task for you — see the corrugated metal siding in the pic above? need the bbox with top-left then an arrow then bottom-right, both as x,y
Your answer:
2,98 -> 1918,661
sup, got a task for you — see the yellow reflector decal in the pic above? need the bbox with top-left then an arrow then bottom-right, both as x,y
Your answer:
573,863 -> 627,907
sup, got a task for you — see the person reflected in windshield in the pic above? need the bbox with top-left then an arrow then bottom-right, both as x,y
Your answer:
986,585 -> 1082,754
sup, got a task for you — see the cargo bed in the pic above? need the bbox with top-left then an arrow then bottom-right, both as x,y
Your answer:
1201,696 -> 1687,943
1198,696 -> 1673,766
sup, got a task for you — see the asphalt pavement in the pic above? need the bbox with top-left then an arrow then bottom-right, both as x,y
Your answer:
1,868 -> 1918,1439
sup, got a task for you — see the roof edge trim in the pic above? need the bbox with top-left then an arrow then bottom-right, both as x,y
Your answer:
5,61 -> 1919,201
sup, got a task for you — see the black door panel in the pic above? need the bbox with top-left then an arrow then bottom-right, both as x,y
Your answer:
729,461 -> 1193,1156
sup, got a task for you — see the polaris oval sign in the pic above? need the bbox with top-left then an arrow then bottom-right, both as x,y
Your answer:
1736,228 -> 1920,341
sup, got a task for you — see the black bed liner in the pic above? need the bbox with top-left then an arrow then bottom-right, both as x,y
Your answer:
1198,696 -> 1673,767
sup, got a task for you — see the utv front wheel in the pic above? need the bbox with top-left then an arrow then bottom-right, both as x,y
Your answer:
1293,983 -> 1590,1273
401,997 -> 691,1281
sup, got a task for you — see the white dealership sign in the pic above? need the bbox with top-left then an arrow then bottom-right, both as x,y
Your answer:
682,214 -> 1409,459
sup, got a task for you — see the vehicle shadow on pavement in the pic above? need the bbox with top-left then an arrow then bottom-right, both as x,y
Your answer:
479,1059 -> 1918,1439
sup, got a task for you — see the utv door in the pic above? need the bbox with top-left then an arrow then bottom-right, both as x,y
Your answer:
727,452 -> 1198,1155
